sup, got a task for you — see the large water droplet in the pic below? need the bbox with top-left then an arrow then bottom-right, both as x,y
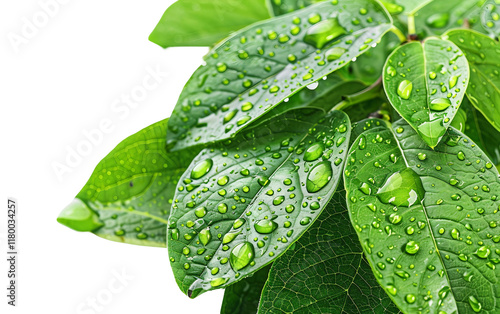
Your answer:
429,98 -> 451,111
405,241 -> 420,255
303,18 -> 347,49
417,119 -> 446,148
468,296 -> 482,312
376,168 -> 424,207
191,159 -> 213,179
306,161 -> 333,193
304,142 -> 325,161
397,80 -> 413,100
254,219 -> 278,234
199,228 -> 211,246
230,242 -> 255,271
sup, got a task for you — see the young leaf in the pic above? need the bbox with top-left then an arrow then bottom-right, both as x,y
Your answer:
149,0 -> 271,48
166,0 -> 392,151
258,191 -> 401,314
167,110 -> 350,298
344,119 -> 500,313
383,38 -> 469,148
414,0 -> 484,37
57,119 -> 200,247
445,29 -> 500,133
221,265 -> 271,314
480,0 -> 500,38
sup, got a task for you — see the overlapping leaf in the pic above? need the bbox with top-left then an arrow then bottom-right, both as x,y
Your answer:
167,110 -> 350,298
383,38 -> 469,147
149,0 -> 271,48
221,265 -> 271,314
481,0 -> 500,38
166,0 -> 392,151
57,119 -> 200,247
344,119 -> 500,313
445,29 -> 500,133
258,190 -> 401,314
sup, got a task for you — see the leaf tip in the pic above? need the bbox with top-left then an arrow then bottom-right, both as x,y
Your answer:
57,199 -> 103,232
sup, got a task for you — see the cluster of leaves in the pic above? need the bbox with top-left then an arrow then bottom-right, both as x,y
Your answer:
58,0 -> 500,313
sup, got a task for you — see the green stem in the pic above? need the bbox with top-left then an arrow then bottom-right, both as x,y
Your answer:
332,77 -> 383,111
407,14 -> 416,35
390,26 -> 407,43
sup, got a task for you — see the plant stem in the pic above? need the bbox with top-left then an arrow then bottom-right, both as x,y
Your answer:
390,26 -> 407,43
407,14 -> 416,36
332,77 -> 383,111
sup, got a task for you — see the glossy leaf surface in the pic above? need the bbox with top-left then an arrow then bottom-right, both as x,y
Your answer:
221,265 -> 271,314
167,110 -> 350,297
167,0 -> 392,151
344,119 -> 500,313
57,119 -> 200,247
381,0 -> 432,15
149,0 -> 271,48
445,29 -> 500,133
383,38 -> 469,147
259,191 -> 401,314
267,0 -> 319,16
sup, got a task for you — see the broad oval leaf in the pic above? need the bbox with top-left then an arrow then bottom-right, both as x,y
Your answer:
149,0 -> 271,48
167,110 -> 350,297
383,38 -> 469,148
57,119 -> 200,247
344,119 -> 500,313
221,264 -> 271,314
445,29 -> 500,133
481,0 -> 500,38
258,191 -> 401,314
167,0 -> 392,151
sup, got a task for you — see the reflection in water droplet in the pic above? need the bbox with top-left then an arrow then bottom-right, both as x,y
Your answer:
417,119 -> 446,147
254,219 -> 278,234
397,80 -> 413,100
376,168 -> 424,207
199,228 -> 211,246
303,18 -> 347,49
325,47 -> 346,61
230,242 -> 255,271
191,159 -> 213,179
304,142 -> 325,162
468,295 -> 482,313
306,161 -> 333,193
429,98 -> 451,111
405,241 -> 420,255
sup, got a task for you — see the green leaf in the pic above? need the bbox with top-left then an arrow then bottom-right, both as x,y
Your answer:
383,38 -> 469,148
445,29 -> 500,133
381,0 -> 433,15
414,0 -> 485,37
57,119 -> 200,247
221,265 -> 271,314
167,110 -> 350,298
149,0 -> 271,48
258,190 -> 401,314
461,99 -> 500,166
167,0 -> 392,151
344,119 -> 500,313
480,0 -> 500,38
267,0 -> 321,16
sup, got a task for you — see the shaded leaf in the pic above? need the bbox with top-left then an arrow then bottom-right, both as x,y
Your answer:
167,0 -> 392,151
167,110 -> 350,297
480,0 -> 500,38
221,265 -> 271,314
344,119 -> 500,313
57,119 -> 200,247
149,0 -> 271,48
445,29 -> 500,133
383,38 -> 469,147
267,0 -> 321,16
258,190 -> 401,314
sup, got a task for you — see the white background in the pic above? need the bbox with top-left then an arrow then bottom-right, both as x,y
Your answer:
0,0 -> 225,313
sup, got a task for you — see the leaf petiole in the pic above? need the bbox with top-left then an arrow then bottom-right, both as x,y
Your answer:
332,76 -> 383,111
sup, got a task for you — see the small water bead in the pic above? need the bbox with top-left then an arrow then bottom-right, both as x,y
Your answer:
429,71 -> 437,79
241,102 -> 253,112
468,296 -> 482,313
254,219 -> 278,234
457,151 -> 465,160
308,13 -> 321,24
210,277 -> 227,287
405,294 -> 416,304
449,75 -> 458,88
286,205 -> 295,213
397,80 -> 413,100
405,241 -> 420,255
418,153 -> 427,161
216,63 -> 227,73
191,159 -> 213,179
304,142 -> 325,161
300,217 -> 311,225
310,201 -> 320,210
230,242 -> 255,271
360,183 -> 371,195
222,232 -> 239,244
325,47 -> 346,61
218,203 -> 228,214
273,196 -> 285,205
386,65 -> 397,77
217,176 -> 229,186
223,110 -> 237,124
195,206 -> 207,218
475,246 -> 491,259
233,218 -> 245,229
